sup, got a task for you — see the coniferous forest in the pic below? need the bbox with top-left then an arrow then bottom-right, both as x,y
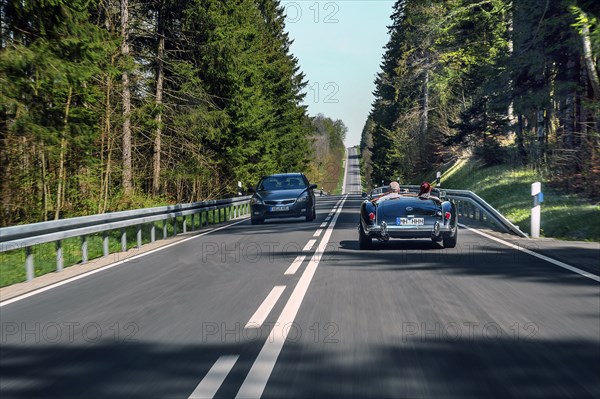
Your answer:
0,0 -> 347,226
362,0 -> 599,199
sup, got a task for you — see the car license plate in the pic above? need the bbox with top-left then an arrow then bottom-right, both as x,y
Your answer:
396,217 -> 425,225
270,206 -> 289,212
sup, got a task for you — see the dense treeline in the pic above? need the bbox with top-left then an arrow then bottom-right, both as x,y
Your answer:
306,114 -> 347,193
362,0 -> 600,199
0,0 -> 313,226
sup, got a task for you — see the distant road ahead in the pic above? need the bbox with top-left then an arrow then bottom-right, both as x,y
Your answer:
344,147 -> 362,194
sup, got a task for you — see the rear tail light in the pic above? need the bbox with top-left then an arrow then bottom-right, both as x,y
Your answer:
445,212 -> 451,220
369,212 -> 376,221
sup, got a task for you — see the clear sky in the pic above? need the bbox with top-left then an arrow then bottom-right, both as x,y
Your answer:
281,0 -> 394,148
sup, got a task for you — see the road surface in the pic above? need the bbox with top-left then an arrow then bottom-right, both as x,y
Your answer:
1,152 -> 599,398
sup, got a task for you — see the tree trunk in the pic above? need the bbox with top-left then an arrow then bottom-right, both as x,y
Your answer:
55,86 -> 72,220
420,66 -> 429,166
41,146 -> 48,221
103,132 -> 114,213
152,1 -> 165,195
580,10 -> 600,101
121,0 -> 133,196
516,113 -> 527,165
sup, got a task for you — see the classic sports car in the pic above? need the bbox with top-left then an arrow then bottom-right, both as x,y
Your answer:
248,173 -> 317,224
358,186 -> 458,249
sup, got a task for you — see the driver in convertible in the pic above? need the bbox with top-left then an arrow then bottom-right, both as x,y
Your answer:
373,181 -> 402,203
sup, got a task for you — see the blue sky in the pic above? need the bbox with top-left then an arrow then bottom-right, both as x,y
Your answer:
281,1 -> 394,147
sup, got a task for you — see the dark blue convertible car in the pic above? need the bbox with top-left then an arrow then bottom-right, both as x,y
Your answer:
358,186 -> 458,249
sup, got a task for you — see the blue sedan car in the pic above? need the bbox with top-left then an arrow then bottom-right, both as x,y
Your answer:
249,173 -> 317,224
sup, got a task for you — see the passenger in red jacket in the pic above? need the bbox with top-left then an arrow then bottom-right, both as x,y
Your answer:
418,182 -> 441,203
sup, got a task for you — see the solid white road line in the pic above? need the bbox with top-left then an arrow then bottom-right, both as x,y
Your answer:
189,355 -> 239,399
302,239 -> 317,252
313,229 -> 323,237
0,218 -> 250,307
460,224 -> 600,282
236,195 -> 348,398
284,255 -> 306,276
245,286 -> 286,329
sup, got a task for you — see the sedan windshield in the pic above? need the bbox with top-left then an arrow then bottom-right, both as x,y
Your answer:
258,176 -> 307,191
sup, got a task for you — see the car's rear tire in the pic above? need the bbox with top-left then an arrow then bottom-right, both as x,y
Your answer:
442,225 -> 458,248
358,225 -> 372,249
251,217 -> 264,225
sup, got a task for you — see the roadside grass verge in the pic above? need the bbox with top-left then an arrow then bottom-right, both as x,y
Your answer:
335,154 -> 346,195
0,207 -> 239,288
441,160 -> 600,242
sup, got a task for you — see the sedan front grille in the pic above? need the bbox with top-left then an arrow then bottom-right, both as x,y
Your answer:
264,199 -> 295,206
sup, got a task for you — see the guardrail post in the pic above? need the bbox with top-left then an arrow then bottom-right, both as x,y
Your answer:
151,224 -> 156,242
121,228 -> 127,252
191,214 -> 195,231
26,246 -> 34,281
81,236 -> 88,264
137,225 -> 142,248
56,240 -> 63,272
184,216 -> 188,233
174,216 -> 178,236
103,232 -> 109,257
163,219 -> 168,238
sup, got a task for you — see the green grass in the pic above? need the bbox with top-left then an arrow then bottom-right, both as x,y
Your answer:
335,156 -> 346,195
441,160 -> 600,241
0,206 -> 244,287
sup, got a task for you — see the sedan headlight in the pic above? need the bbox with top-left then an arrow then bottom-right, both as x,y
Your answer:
250,196 -> 263,206
296,193 -> 309,203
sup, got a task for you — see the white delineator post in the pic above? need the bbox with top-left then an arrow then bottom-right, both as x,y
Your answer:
531,182 -> 541,238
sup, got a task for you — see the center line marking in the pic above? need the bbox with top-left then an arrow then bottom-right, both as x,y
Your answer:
284,255 -> 306,275
313,229 -> 323,237
319,222 -> 327,228
245,286 -> 286,328
236,196 -> 347,398
189,355 -> 239,399
303,239 -> 317,251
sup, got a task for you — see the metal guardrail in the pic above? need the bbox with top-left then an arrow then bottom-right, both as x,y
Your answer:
398,185 -> 528,238
0,196 -> 252,281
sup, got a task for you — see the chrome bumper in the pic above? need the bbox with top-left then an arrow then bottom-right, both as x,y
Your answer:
365,221 -> 453,236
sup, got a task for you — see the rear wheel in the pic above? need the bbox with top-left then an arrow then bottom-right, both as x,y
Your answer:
442,225 -> 458,248
358,224 -> 372,249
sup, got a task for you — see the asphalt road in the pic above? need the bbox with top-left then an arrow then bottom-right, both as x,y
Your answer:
0,152 -> 598,399
344,147 -> 362,194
